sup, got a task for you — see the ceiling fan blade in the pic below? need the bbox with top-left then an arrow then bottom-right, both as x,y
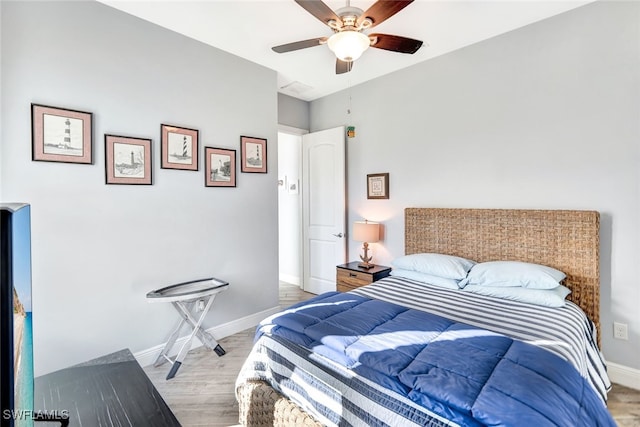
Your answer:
369,33 -> 423,54
360,0 -> 414,28
272,37 -> 327,53
336,59 -> 353,74
294,0 -> 341,26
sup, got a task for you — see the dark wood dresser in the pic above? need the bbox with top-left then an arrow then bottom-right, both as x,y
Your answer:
35,348 -> 180,426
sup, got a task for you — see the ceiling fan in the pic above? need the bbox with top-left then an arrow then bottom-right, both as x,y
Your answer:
272,0 -> 423,74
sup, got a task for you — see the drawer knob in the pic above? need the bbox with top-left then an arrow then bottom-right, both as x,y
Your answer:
349,273 -> 357,277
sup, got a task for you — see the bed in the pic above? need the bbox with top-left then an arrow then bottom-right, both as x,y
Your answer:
236,208 -> 614,426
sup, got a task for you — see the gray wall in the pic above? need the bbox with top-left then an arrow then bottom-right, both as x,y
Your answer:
278,93 -> 310,131
311,1 -> 640,370
1,1 -> 279,375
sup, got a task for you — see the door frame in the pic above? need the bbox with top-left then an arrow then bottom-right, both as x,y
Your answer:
277,125 -> 347,294
277,126 -> 307,289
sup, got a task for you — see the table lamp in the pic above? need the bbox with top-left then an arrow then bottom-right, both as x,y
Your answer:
353,220 -> 380,269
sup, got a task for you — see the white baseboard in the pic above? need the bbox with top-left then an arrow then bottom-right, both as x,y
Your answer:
134,306 -> 281,368
279,274 -> 300,286
608,362 -> 640,391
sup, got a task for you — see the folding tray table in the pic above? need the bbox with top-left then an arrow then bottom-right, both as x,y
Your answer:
146,277 -> 229,379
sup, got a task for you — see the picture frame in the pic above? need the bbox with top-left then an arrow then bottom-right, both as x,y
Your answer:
31,103 -> 93,164
367,173 -> 389,199
104,134 -> 153,185
160,124 -> 198,171
205,147 -> 236,187
240,136 -> 267,173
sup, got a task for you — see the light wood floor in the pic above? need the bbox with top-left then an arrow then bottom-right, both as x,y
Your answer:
144,283 -> 640,426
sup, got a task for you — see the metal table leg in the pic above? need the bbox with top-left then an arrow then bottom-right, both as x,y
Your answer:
173,296 -> 226,353
158,294 -> 226,380
146,277 -> 229,380
153,316 -> 187,368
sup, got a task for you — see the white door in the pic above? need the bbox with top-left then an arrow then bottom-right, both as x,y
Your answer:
302,126 -> 346,294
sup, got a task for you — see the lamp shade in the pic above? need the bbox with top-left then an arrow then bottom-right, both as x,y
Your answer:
353,221 -> 380,243
327,31 -> 370,62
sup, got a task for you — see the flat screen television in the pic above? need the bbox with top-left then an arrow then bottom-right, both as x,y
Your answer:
1,203 -> 34,427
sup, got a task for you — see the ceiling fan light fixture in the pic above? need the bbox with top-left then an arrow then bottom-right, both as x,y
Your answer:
327,31 -> 370,62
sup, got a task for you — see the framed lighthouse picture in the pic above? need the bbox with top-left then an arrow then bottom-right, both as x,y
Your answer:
205,147 -> 236,187
104,134 -> 152,185
31,103 -> 93,164
240,136 -> 267,173
160,124 -> 199,171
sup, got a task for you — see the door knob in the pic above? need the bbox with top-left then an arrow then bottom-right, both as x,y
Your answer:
332,233 -> 344,238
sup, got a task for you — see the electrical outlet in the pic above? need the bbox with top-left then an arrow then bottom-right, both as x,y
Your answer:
613,322 -> 628,340
197,299 -> 205,312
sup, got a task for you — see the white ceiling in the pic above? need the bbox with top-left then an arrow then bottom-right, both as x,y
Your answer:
100,0 -> 592,101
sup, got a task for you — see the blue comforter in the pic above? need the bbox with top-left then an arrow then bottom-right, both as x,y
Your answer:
257,291 -> 615,426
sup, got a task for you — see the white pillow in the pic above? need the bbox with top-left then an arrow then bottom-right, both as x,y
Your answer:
462,284 -> 571,307
459,261 -> 566,290
390,269 -> 461,290
391,253 -> 476,280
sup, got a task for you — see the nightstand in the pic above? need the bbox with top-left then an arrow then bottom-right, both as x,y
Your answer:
336,261 -> 391,292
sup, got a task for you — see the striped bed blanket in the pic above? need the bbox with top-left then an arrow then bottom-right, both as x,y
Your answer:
236,277 -> 613,426
354,277 -> 611,401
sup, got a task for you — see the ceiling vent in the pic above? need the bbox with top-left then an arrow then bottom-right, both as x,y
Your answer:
280,81 -> 314,96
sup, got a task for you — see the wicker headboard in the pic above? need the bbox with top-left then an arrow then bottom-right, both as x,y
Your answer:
405,208 -> 601,343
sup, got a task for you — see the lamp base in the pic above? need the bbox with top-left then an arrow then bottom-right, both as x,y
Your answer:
359,243 -> 374,269
358,262 -> 375,269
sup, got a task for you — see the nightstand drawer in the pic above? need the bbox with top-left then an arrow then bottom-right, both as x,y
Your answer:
335,262 -> 391,292
337,282 -> 360,293
337,269 -> 372,288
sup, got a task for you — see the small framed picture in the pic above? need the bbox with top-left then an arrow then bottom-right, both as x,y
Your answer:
240,136 -> 267,173
160,124 -> 198,171
31,103 -> 93,164
205,147 -> 236,187
105,134 -> 152,185
367,173 -> 389,199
